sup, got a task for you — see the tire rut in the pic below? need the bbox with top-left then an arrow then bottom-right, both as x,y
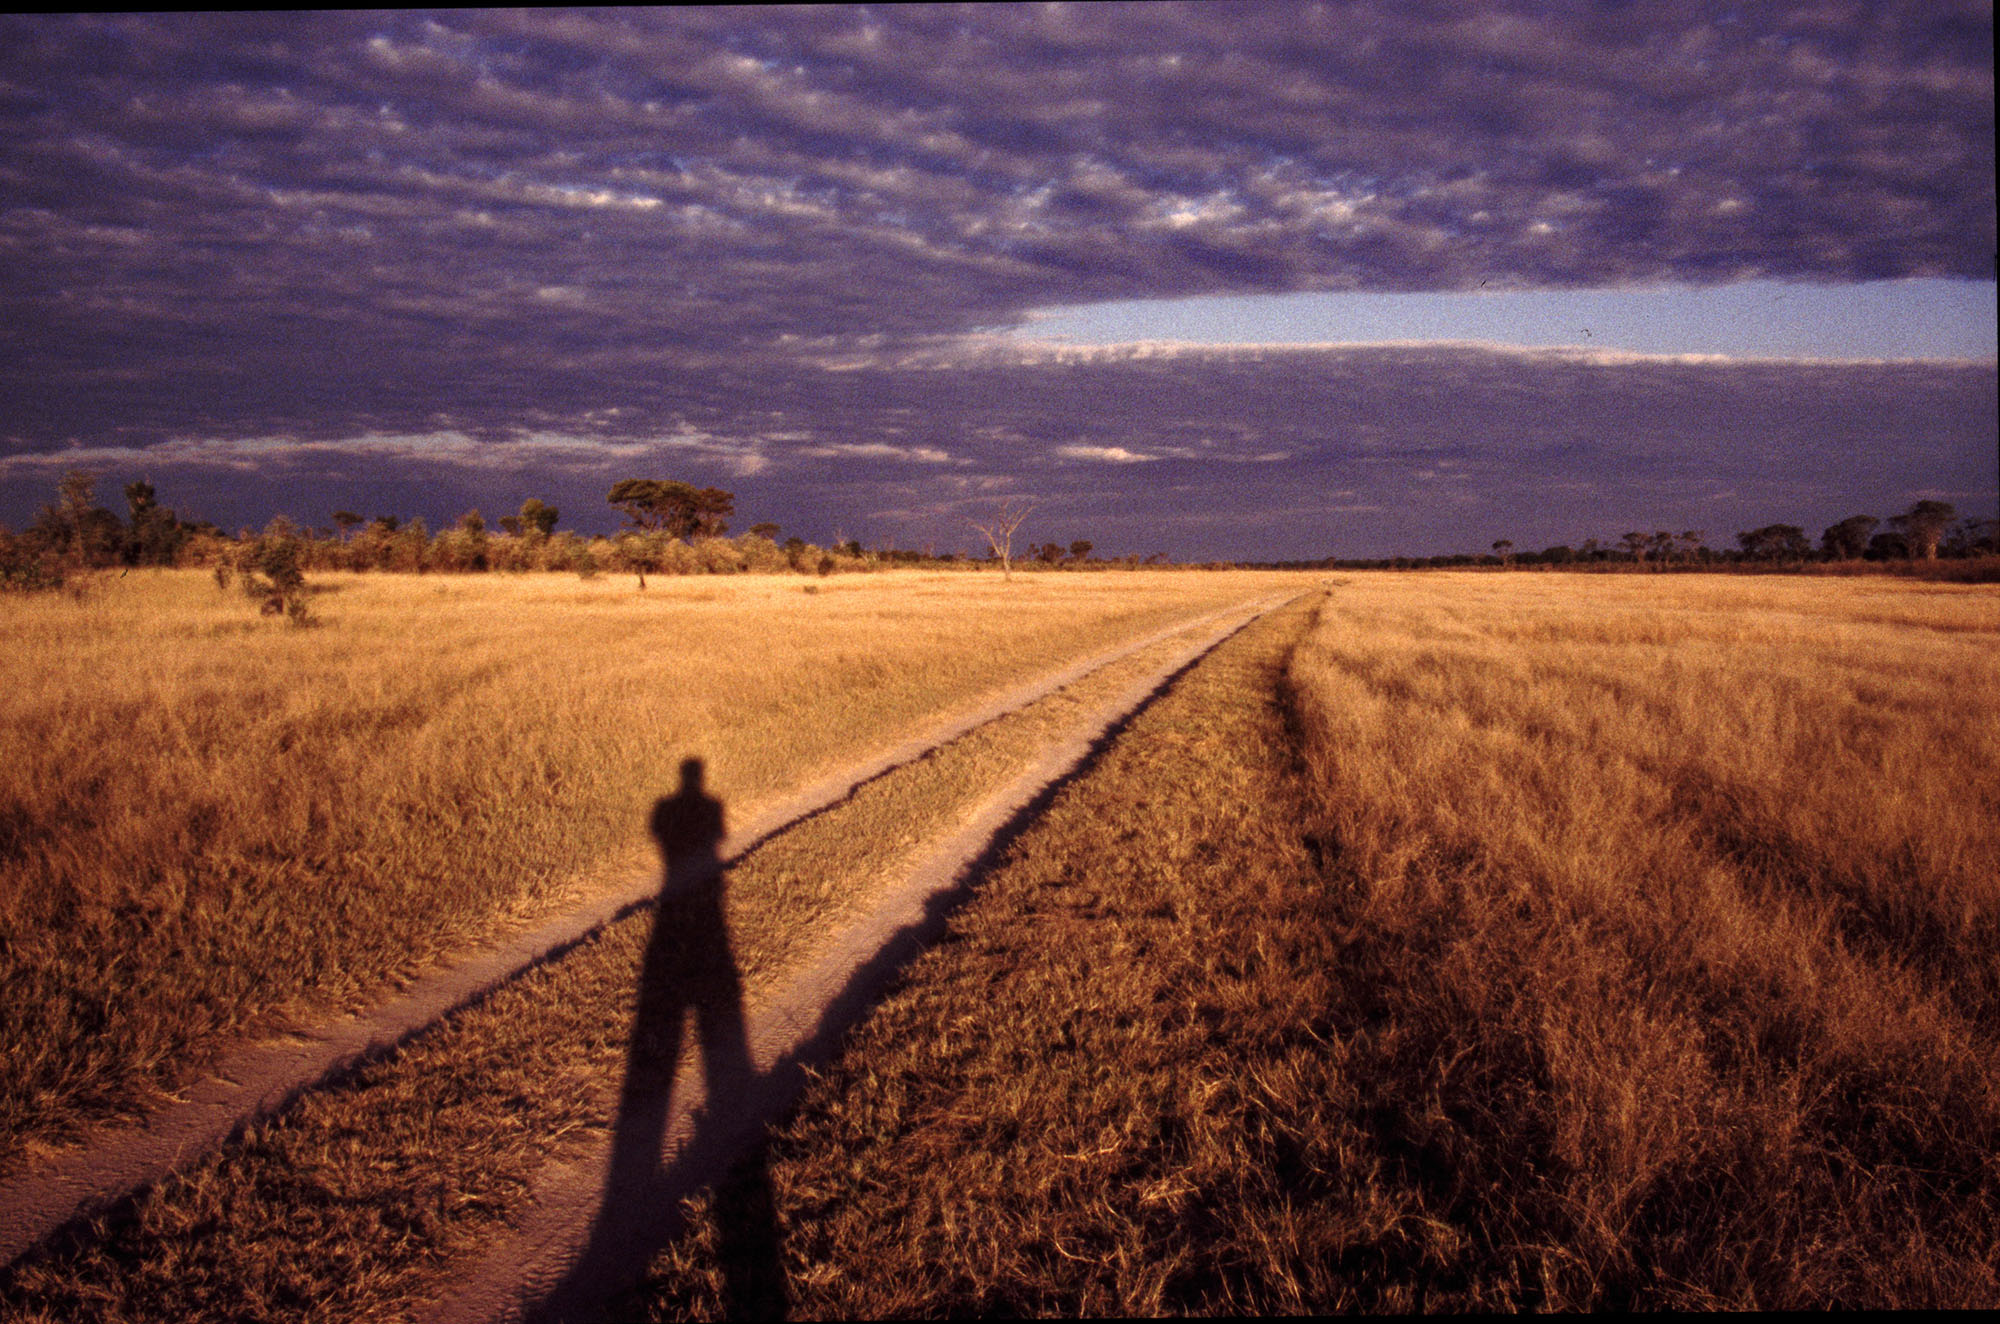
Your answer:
424,593 -> 1298,1324
0,597 -> 1282,1273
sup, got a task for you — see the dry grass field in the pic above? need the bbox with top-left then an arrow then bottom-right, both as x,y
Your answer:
2,569 -> 1994,1318
0,581 -> 1293,1322
625,572 -> 1998,1314
1278,573 -> 2000,1305
0,568 -> 1277,1165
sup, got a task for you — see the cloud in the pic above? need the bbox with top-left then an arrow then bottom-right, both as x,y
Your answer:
800,442 -> 958,465
1056,445 -> 1156,464
2,5 -> 1990,445
0,5 -> 1989,556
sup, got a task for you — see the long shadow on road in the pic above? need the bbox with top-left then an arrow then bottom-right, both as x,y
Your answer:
540,757 -> 787,1322
520,600 -> 1296,1322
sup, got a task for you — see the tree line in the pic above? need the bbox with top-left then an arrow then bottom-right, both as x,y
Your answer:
1,472 -> 1140,593
1273,500 -> 1995,572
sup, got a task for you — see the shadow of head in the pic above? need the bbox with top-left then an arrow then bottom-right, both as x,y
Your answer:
651,757 -> 725,891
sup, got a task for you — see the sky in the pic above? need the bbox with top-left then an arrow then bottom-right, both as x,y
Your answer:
1,3 -> 1994,561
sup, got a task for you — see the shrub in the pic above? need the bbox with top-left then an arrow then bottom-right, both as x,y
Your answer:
693,535 -> 742,574
243,527 -> 313,625
657,536 -> 700,576
0,532 -> 66,594
382,518 -> 430,573
538,530 -> 588,573
736,533 -> 788,574
177,530 -> 235,570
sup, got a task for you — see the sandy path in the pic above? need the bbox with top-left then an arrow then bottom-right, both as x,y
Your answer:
0,597 -> 1277,1272
422,593 -> 1296,1324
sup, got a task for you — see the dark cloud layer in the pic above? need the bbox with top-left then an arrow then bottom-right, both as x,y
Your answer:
7,344 -> 1989,562
0,4 -> 1992,555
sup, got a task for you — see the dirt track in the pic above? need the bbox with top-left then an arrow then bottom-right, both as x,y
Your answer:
423,592 -> 1293,1323
0,595 -> 1289,1279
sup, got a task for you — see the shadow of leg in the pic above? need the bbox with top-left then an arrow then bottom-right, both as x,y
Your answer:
689,899 -> 788,1320
711,1141 -> 789,1320
545,902 -> 693,1317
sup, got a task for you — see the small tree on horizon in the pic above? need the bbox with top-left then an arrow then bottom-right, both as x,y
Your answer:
612,530 -> 664,590
1737,523 -> 1811,562
123,480 -> 188,566
1888,499 -> 1956,560
1821,514 -> 1878,560
518,497 -> 559,537
1941,516 -> 1999,557
969,501 -> 1033,581
32,470 -> 122,570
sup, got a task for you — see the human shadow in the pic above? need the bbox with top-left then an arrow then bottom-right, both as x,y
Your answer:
543,757 -> 787,1321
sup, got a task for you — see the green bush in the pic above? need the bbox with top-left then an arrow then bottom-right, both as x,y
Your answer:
243,527 -> 313,625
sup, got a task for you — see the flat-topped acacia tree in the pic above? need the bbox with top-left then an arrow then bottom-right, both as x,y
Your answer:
606,479 -> 735,540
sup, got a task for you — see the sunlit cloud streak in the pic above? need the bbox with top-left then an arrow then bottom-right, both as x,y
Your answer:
1015,279 -> 1999,360
0,4 -> 1991,556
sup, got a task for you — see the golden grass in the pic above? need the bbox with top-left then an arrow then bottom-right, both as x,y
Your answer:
619,573 -> 1997,1313
5,570 -> 1992,1315
0,600 -> 1277,1322
625,593 -> 1343,1318
0,568 -> 1288,1163
1281,572 -> 2000,1305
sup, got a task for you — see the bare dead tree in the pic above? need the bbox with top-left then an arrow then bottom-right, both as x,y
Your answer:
968,501 -> 1033,581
